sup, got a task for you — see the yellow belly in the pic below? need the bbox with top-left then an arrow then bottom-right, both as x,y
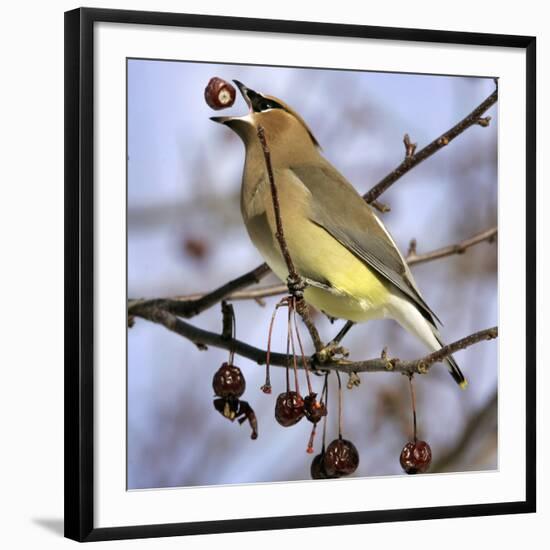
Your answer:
303,285 -> 386,322
247,212 -> 391,322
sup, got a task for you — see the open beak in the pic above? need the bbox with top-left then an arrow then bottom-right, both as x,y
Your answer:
232,80 -> 253,109
209,115 -> 234,125
210,80 -> 254,125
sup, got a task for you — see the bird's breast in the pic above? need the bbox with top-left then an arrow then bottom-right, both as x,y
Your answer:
240,173 -> 391,322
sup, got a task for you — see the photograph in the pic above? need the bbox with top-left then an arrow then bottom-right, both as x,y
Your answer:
0,0 -> 543,546
126,59 -> 499,490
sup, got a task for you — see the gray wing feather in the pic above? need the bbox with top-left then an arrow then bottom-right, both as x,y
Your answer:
291,163 -> 441,326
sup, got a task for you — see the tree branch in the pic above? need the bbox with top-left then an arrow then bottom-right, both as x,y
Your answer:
133,302 -> 497,377
128,262 -> 270,318
362,86 -> 497,204
406,226 -> 497,265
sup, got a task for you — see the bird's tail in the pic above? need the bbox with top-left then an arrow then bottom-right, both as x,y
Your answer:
433,333 -> 468,389
392,298 -> 468,389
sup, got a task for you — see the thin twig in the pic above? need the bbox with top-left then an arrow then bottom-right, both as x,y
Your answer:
256,126 -> 299,284
295,300 -> 324,352
407,226 -> 497,265
403,133 -> 417,159
256,125 -> 323,351
370,200 -> 391,213
362,87 -> 498,204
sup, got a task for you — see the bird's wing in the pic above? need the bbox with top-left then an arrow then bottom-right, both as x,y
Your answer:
290,163 -> 441,326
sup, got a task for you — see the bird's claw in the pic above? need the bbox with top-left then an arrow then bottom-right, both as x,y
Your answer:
314,341 -> 350,364
286,275 -> 306,297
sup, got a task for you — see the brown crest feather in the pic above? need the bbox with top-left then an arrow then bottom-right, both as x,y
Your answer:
263,94 -> 321,148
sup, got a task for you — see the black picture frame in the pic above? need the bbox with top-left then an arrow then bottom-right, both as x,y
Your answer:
65,7 -> 536,542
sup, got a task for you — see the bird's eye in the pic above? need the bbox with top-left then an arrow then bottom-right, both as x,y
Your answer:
250,93 -> 282,113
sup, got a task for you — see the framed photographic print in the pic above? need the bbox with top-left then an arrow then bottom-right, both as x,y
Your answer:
65,7 -> 536,542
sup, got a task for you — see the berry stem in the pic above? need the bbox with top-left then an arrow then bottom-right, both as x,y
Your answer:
408,374 -> 417,442
263,303 -> 281,394
287,301 -> 300,395
306,422 -> 317,454
321,373 -> 329,452
286,308 -> 296,393
292,300 -> 313,395
264,297 -> 290,393
336,370 -> 343,439
229,305 -> 236,366
221,301 -> 237,365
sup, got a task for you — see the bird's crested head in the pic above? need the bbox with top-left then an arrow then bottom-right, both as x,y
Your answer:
211,80 -> 320,153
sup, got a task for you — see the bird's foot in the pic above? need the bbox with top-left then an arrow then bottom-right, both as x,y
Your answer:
286,275 -> 306,298
314,340 -> 350,365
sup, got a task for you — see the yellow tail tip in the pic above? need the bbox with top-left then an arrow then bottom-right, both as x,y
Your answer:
460,379 -> 469,390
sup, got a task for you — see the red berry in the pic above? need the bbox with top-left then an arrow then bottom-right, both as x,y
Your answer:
204,77 -> 236,110
303,392 -> 327,424
400,440 -> 432,474
212,362 -> 245,398
324,438 -> 360,477
274,391 -> 304,427
310,452 -> 338,480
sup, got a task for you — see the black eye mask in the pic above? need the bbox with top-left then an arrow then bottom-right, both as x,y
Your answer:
248,90 -> 284,113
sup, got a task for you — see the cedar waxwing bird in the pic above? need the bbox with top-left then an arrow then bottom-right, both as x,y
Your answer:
211,80 -> 467,388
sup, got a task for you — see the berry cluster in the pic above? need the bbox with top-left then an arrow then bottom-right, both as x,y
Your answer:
208,300 -> 434,478
267,297 -> 329,455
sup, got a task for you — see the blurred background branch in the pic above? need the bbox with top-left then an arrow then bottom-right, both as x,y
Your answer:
431,390 -> 498,472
